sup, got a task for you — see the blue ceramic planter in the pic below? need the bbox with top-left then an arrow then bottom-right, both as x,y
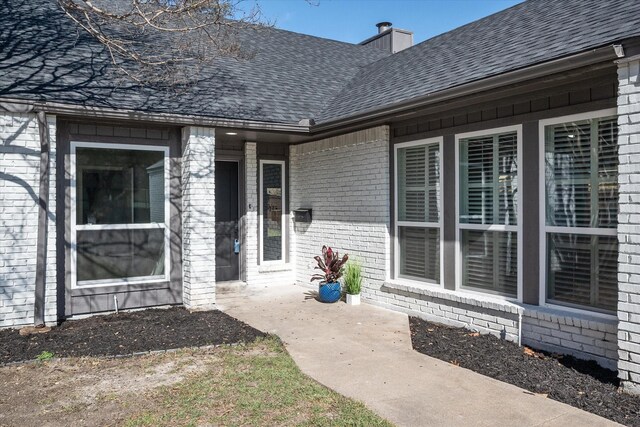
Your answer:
319,282 -> 341,303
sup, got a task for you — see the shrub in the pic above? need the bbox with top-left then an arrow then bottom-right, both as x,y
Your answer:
311,245 -> 348,284
343,261 -> 362,295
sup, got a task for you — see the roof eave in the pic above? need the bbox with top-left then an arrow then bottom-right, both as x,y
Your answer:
0,98 -> 310,133
311,44 -> 621,134
0,45 -> 623,136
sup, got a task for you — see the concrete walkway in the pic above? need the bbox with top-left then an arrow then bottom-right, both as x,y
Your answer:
217,284 -> 620,427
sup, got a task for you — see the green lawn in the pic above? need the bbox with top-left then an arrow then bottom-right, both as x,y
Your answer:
126,336 -> 392,427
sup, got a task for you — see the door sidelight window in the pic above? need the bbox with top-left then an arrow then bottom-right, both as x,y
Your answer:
260,160 -> 286,263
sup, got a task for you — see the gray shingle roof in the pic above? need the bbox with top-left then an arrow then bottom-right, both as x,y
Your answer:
316,0 -> 640,123
2,0 -> 640,126
0,0 -> 388,124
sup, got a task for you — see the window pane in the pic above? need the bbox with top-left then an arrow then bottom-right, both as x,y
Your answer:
399,226 -> 439,282
545,121 -> 591,227
498,133 -> 518,226
597,118 -> 618,228
545,117 -> 618,228
461,230 -> 517,297
460,136 -> 494,224
77,228 -> 165,282
547,233 -> 617,312
427,145 -> 440,222
397,144 -> 440,223
262,163 -> 283,261
76,148 -> 164,225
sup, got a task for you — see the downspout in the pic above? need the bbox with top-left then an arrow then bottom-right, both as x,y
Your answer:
34,111 -> 50,327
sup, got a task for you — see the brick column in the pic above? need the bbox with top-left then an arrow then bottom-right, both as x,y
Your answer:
243,142 -> 259,283
182,126 -> 216,309
617,56 -> 640,394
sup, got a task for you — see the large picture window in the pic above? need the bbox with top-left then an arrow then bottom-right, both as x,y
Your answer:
259,160 -> 286,263
71,143 -> 169,287
542,112 -> 618,312
395,139 -> 441,283
458,128 -> 520,298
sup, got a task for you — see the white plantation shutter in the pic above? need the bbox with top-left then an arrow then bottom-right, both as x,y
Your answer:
399,227 -> 440,280
547,234 -> 618,311
461,136 -> 494,224
498,133 -> 518,226
398,145 -> 440,222
597,237 -> 619,310
462,230 -> 494,291
545,121 -> 592,227
459,131 -> 518,297
427,145 -> 440,222
397,142 -> 440,283
544,116 -> 618,312
598,118 -> 618,228
498,231 -> 518,295
461,230 -> 518,296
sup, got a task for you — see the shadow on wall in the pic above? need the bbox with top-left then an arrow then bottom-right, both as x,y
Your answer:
63,128 -> 192,318
0,114 -> 43,320
0,117 -> 45,213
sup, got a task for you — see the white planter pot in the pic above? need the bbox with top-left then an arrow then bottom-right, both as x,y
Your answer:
346,294 -> 361,305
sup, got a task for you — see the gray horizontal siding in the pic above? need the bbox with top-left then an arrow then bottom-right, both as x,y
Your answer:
58,120 -> 183,317
391,68 -> 616,141
389,65 -> 618,299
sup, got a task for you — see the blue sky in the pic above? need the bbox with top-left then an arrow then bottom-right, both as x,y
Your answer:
251,0 -> 523,45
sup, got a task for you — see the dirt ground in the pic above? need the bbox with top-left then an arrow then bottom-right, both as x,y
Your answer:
0,309 -> 391,427
0,350 -> 216,427
0,339 -> 391,427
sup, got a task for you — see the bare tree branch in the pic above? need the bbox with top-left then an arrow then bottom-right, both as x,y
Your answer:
57,0 -> 268,87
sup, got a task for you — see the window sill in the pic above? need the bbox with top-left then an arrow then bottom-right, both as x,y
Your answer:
70,280 -> 171,296
522,303 -> 618,324
383,280 -> 617,322
383,279 -> 524,315
258,263 -> 292,274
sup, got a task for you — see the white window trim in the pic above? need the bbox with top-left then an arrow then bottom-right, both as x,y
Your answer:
70,141 -> 171,289
455,125 -> 523,302
259,159 -> 286,265
538,108 -> 618,318
393,137 -> 444,287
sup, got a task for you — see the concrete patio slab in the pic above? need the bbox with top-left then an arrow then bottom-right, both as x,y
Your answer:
217,284 -> 620,427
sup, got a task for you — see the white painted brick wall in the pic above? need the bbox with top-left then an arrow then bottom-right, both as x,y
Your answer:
0,112 -> 57,327
521,308 -> 617,370
374,281 -> 616,368
243,142 -> 258,283
290,126 -> 391,294
617,57 -> 640,393
244,142 -> 295,287
182,126 -> 216,309
376,282 -> 521,341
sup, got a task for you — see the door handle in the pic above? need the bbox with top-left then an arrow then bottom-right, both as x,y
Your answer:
234,239 -> 240,254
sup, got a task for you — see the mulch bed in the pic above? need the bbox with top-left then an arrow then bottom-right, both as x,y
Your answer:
0,308 -> 266,364
409,316 -> 640,427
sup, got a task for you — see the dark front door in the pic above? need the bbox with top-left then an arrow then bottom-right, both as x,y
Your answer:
215,161 -> 240,281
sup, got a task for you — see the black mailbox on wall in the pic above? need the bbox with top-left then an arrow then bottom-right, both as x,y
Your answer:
293,209 -> 312,223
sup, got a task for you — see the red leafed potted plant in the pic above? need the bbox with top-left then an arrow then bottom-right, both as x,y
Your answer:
311,245 -> 348,303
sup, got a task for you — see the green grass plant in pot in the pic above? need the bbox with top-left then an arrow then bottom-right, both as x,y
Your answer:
311,245 -> 348,303
343,260 -> 362,305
